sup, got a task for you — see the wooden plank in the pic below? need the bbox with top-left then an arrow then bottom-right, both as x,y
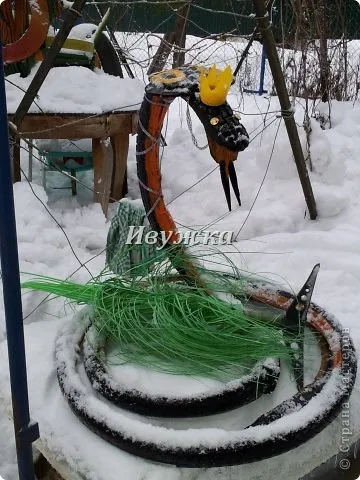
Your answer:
34,452 -> 64,480
7,111 -> 137,210
12,134 -> 21,182
34,441 -> 84,480
8,112 -> 138,139
9,112 -> 137,139
110,132 -> 129,202
131,112 -> 139,135
0,396 -> 81,479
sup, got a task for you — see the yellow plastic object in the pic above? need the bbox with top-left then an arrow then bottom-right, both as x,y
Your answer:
199,65 -> 233,106
45,37 -> 95,54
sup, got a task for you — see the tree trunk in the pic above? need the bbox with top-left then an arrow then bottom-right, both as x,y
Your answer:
172,3 -> 190,68
316,0 -> 329,102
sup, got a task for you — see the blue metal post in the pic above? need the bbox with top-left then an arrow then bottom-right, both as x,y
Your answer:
243,44 -> 268,96
0,42 -> 39,479
258,44 -> 267,95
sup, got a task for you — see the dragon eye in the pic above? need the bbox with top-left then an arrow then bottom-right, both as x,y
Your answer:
210,117 -> 219,125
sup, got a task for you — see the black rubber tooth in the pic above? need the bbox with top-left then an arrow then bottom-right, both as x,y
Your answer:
228,161 -> 241,206
220,161 -> 231,211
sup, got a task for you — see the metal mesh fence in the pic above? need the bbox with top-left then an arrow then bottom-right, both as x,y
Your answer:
82,0 -> 360,103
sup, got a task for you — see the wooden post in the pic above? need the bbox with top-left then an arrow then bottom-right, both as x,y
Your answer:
12,136 -> 21,183
252,0 -> 317,220
172,3 -> 190,68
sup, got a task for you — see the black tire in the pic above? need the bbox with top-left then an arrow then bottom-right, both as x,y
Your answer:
94,32 -> 123,78
56,289 -> 357,468
83,327 -> 280,418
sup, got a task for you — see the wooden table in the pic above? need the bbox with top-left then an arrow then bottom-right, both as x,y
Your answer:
8,111 -> 138,216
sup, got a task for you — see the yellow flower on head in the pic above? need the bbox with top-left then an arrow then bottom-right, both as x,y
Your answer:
199,65 -> 233,107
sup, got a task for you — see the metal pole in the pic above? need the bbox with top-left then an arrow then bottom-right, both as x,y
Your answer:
259,44 -> 266,95
242,43 -> 268,95
238,0 -> 274,94
0,41 -> 39,480
252,0 -> 318,219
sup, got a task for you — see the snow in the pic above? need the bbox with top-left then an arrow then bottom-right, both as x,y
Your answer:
1,33 -> 360,480
54,23 -> 98,42
5,65 -> 144,114
34,138 -> 92,153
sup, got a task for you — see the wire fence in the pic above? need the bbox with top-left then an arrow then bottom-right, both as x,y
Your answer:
81,0 -> 360,104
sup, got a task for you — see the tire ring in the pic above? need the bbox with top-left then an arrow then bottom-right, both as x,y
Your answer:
83,326 -> 280,418
56,285 -> 357,468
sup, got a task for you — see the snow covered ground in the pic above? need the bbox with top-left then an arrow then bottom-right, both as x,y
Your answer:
1,69 -> 360,478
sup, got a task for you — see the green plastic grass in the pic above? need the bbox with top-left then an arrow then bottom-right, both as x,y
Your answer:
22,245 -> 301,379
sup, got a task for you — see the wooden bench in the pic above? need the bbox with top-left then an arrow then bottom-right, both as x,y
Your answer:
9,110 -> 138,216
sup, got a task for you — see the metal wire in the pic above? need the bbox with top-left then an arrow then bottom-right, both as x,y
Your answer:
185,100 -> 208,150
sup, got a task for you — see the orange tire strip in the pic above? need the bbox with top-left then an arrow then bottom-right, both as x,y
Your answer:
143,96 -> 179,243
3,0 -> 49,65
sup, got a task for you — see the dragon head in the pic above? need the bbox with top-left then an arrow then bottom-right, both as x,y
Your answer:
147,65 -> 250,210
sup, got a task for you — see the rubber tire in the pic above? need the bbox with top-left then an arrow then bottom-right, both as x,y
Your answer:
95,32 -> 123,78
56,290 -> 357,468
83,328 -> 280,418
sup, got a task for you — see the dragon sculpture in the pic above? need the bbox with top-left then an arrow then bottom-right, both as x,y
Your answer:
3,0 -> 357,460
5,1 -> 356,465
22,65 -> 355,467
